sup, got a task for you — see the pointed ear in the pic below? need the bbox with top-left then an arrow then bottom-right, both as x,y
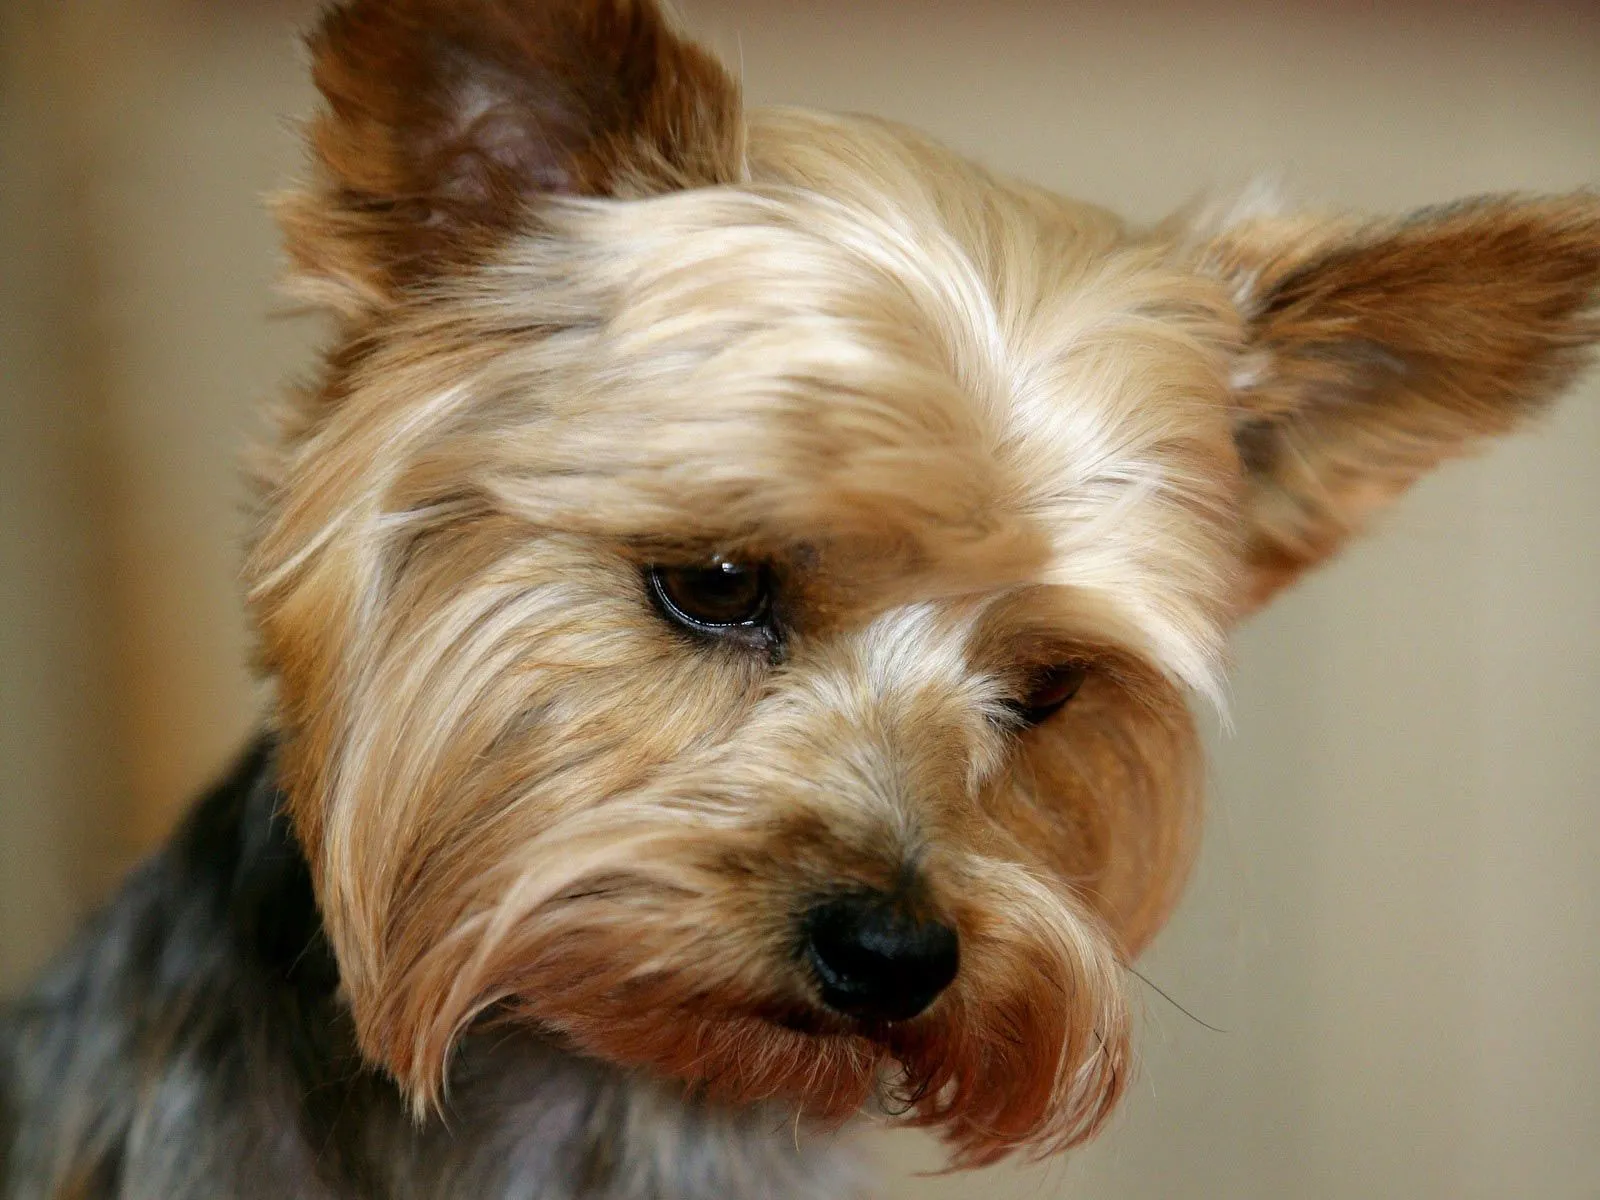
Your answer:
279,0 -> 743,311
1192,194 -> 1600,612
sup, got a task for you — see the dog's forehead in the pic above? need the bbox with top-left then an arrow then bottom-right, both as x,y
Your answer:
475,111 -> 1239,695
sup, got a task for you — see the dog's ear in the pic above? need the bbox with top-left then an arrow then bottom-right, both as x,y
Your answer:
280,0 -> 743,310
1191,195 -> 1600,612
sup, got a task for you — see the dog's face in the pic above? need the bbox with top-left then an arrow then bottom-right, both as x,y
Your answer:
249,0 -> 1600,1167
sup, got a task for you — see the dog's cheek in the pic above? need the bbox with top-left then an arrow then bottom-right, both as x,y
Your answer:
275,525 -> 772,1089
986,665 -> 1202,957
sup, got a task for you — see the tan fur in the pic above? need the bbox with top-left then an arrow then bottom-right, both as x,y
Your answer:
246,0 -> 1600,1170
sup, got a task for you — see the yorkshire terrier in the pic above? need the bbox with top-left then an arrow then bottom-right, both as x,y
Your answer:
4,1 -> 1597,1197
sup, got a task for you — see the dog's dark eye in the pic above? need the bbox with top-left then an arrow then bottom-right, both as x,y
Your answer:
648,562 -> 773,636
1007,663 -> 1088,725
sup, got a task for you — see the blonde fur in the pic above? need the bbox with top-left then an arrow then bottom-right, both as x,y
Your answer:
244,0 -> 1600,1173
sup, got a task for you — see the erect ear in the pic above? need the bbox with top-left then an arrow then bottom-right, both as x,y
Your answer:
1191,194 -> 1600,613
279,0 -> 743,311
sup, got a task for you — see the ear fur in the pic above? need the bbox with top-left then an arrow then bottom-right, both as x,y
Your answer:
280,0 -> 744,310
1194,194 -> 1600,611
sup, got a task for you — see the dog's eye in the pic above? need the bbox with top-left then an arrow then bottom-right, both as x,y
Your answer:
648,562 -> 773,634
1007,663 -> 1088,726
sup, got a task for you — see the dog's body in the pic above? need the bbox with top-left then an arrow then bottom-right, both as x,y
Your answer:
4,1 -> 1599,1197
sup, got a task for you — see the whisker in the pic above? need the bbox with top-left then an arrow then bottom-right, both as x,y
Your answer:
1122,964 -> 1227,1034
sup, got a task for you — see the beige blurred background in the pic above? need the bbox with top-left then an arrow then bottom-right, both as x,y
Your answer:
3,1 -> 1597,1196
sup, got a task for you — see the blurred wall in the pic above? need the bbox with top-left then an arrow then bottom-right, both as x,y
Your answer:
1,0 -> 125,991
1,2 -> 1596,1197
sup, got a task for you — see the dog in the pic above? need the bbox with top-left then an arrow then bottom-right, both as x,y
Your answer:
3,1 -> 1597,1196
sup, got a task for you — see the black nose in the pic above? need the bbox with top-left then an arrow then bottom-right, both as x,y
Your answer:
803,892 -> 959,1023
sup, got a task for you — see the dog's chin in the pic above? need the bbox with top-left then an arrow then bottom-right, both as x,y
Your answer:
761,998 -> 888,1041
487,966 -> 1129,1170
758,997 -> 949,1065
513,990 -> 887,1122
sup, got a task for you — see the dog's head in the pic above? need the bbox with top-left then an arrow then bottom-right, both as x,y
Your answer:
249,0 -> 1600,1166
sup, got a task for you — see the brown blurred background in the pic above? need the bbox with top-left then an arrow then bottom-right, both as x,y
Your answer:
2,1 -> 1597,1196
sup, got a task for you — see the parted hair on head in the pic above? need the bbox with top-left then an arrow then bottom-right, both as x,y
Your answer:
245,0 -> 1600,1168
